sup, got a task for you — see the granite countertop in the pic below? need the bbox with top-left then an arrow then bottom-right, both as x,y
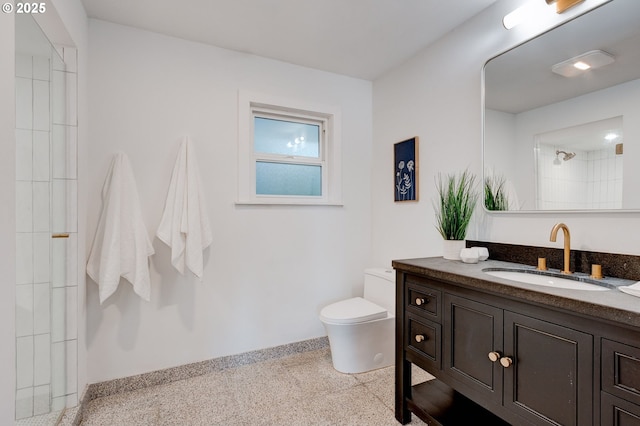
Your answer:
392,257 -> 640,329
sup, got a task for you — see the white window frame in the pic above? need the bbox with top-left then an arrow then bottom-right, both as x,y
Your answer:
237,90 -> 342,205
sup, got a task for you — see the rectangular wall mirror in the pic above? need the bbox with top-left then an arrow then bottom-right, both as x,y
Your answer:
483,0 -> 640,212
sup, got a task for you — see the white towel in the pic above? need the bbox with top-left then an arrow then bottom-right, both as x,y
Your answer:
619,282 -> 640,298
87,152 -> 155,304
157,137 -> 212,278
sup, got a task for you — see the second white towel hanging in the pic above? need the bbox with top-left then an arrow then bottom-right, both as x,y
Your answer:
157,137 -> 213,278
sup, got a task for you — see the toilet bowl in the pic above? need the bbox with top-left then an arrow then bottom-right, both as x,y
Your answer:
319,268 -> 395,374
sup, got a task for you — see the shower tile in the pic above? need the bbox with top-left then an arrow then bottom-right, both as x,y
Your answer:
33,56 -> 50,81
52,340 -> 77,397
52,71 -> 65,124
15,181 -> 33,233
33,80 -> 50,131
66,288 -> 78,341
16,54 -> 32,78
66,73 -> 78,125
52,287 -> 77,342
65,340 -> 78,394
62,47 -> 77,73
52,125 -> 77,179
16,336 -> 34,389
33,131 -> 50,182
15,285 -> 34,337
16,77 -> 33,130
33,282 -> 50,334
33,385 -> 51,415
52,393 -> 78,412
16,129 -> 33,181
52,180 -> 77,233
51,342 -> 66,397
15,387 -> 34,420
608,158 -> 616,181
34,333 -> 51,386
16,233 -> 33,285
51,289 -> 65,343
32,182 -> 50,232
52,49 -> 65,71
52,233 -> 78,288
33,233 -> 50,284
51,396 -> 65,412
53,71 -> 77,126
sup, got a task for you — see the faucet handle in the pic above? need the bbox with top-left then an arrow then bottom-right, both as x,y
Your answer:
591,264 -> 603,279
537,257 -> 547,271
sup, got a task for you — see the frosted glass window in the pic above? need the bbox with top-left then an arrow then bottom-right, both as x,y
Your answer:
256,162 -> 321,196
251,109 -> 325,199
238,91 -> 341,205
254,117 -> 319,158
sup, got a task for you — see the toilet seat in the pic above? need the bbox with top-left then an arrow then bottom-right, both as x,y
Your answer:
319,297 -> 387,325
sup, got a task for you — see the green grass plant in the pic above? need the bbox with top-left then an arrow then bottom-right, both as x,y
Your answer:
484,174 -> 510,211
434,169 -> 478,240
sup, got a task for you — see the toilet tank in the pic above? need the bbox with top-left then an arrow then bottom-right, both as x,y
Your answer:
363,268 -> 396,314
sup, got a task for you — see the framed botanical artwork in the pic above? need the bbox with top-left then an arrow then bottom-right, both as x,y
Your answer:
394,137 -> 418,202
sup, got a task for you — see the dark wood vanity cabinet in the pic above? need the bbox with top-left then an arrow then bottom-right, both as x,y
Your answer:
444,293 -> 593,425
395,265 -> 640,426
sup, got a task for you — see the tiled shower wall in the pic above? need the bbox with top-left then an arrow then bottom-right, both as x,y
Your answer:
15,46 -> 78,420
536,144 -> 623,210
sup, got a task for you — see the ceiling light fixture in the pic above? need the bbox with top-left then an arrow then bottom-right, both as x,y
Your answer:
547,0 -> 585,14
503,0 -> 585,30
503,0 -> 553,29
551,50 -> 615,77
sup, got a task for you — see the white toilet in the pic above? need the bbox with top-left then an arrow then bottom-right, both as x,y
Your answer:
319,268 -> 395,374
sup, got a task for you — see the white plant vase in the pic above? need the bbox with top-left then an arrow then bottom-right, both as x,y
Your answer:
443,240 -> 466,260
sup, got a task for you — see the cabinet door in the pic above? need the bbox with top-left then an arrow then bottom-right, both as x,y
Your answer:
503,311 -> 593,426
444,293 -> 503,404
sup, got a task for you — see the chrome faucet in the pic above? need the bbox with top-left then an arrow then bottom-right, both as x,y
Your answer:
550,223 -> 571,274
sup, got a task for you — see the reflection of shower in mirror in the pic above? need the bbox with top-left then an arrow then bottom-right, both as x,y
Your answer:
555,150 -> 576,162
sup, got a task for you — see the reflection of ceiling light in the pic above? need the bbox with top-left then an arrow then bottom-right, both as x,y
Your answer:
605,133 -> 619,142
573,61 -> 590,71
551,50 -> 615,77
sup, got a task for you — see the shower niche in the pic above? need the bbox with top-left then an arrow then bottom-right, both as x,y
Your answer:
534,116 -> 623,210
15,12 -> 79,424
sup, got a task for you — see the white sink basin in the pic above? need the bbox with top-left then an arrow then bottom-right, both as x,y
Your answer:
483,269 -> 609,291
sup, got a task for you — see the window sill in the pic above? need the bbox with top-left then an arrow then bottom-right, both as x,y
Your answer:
235,199 -> 344,207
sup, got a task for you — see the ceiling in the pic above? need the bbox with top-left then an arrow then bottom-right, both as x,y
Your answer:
80,0 -> 497,81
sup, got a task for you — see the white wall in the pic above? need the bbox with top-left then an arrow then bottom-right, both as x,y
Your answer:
371,0 -> 640,267
86,20 -> 372,383
0,10 -> 16,425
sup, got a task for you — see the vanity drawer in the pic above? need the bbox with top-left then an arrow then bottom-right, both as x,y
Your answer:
406,312 -> 441,369
601,392 -> 640,426
406,276 -> 441,321
603,339 -> 640,406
